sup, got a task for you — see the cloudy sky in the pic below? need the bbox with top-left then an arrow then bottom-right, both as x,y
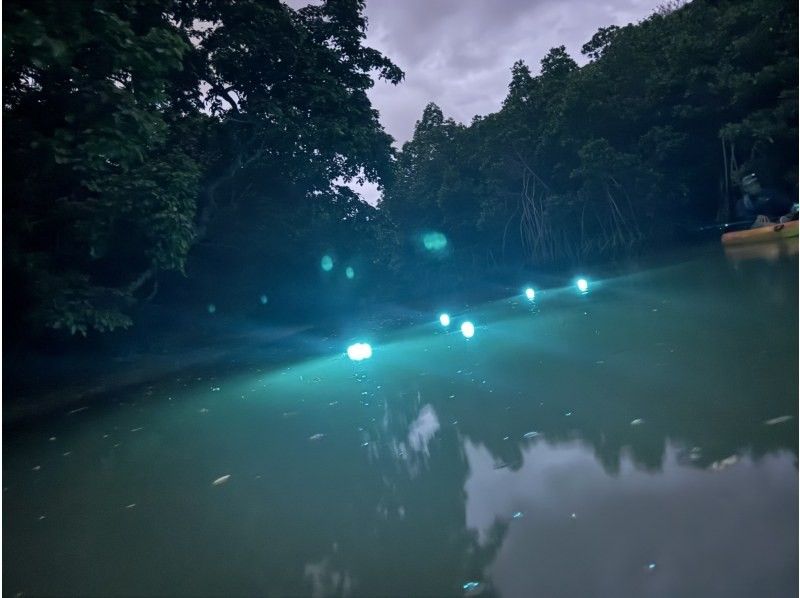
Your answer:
292,0 -> 665,203
362,0 -> 662,146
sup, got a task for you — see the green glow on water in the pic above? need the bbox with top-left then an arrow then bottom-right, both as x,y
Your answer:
321,255 -> 334,272
422,232 -> 448,251
345,266 -> 355,279
346,342 -> 372,361
4,245 -> 797,597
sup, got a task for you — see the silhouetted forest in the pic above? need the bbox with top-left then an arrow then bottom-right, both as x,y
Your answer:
4,0 -> 797,344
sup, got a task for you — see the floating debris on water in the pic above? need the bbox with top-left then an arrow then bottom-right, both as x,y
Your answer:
710,455 -> 739,471
68,406 -> 89,415
62,452 -> 71,457
309,433 -> 325,441
565,412 -> 573,417
503,436 -> 509,441
199,408 -> 209,414
523,431 -> 539,439
130,427 -> 144,433
212,475 -> 231,486
689,447 -> 702,461
648,562 -> 656,570
38,515 -> 46,520
764,415 -> 793,425
630,418 -> 644,426
49,437 -> 56,442
125,503 -> 136,509
512,511 -> 524,519
32,465 -> 41,472
570,512 -> 577,519
210,386 -> 221,392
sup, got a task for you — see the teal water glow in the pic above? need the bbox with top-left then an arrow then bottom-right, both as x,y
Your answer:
346,342 -> 372,361
345,266 -> 355,280
320,255 -> 334,272
524,287 -> 535,300
460,321 -> 475,338
3,243 -> 797,597
422,232 -> 448,251
576,278 -> 589,293
439,313 -> 451,327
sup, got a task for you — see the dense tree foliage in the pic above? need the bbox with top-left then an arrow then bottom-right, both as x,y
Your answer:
3,0 -> 796,339
381,0 -> 797,278
4,0 -> 401,335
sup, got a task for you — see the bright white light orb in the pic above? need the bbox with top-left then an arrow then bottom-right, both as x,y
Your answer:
347,342 -> 372,361
576,278 -> 589,293
524,287 -> 535,301
460,321 -> 475,338
439,313 -> 451,327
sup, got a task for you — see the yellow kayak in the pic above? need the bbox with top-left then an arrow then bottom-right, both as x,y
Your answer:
721,220 -> 799,246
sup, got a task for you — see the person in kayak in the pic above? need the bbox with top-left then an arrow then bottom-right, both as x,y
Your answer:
735,173 -> 796,227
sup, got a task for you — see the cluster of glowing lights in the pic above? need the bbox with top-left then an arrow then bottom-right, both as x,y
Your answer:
439,313 -> 451,327
524,287 -> 535,301
346,342 -> 373,361
576,278 -> 589,293
460,321 -> 475,339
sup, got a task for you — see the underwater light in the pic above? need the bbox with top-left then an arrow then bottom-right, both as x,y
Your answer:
422,231 -> 448,251
321,255 -> 334,272
347,343 -> 372,361
460,321 -> 475,338
524,287 -> 535,300
576,278 -> 589,293
439,313 -> 451,327
345,266 -> 355,279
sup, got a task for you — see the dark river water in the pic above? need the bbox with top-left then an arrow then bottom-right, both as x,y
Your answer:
4,241 -> 798,597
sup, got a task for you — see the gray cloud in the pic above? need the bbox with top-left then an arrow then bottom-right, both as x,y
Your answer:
363,0 -> 663,146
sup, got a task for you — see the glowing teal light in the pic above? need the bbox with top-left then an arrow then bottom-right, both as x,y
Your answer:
460,321 -> 475,338
260,294 -> 268,305
576,278 -> 589,293
207,303 -> 216,314
439,313 -> 451,327
422,232 -> 448,251
524,287 -> 535,301
347,342 -> 372,361
321,255 -> 334,272
345,266 -> 355,279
